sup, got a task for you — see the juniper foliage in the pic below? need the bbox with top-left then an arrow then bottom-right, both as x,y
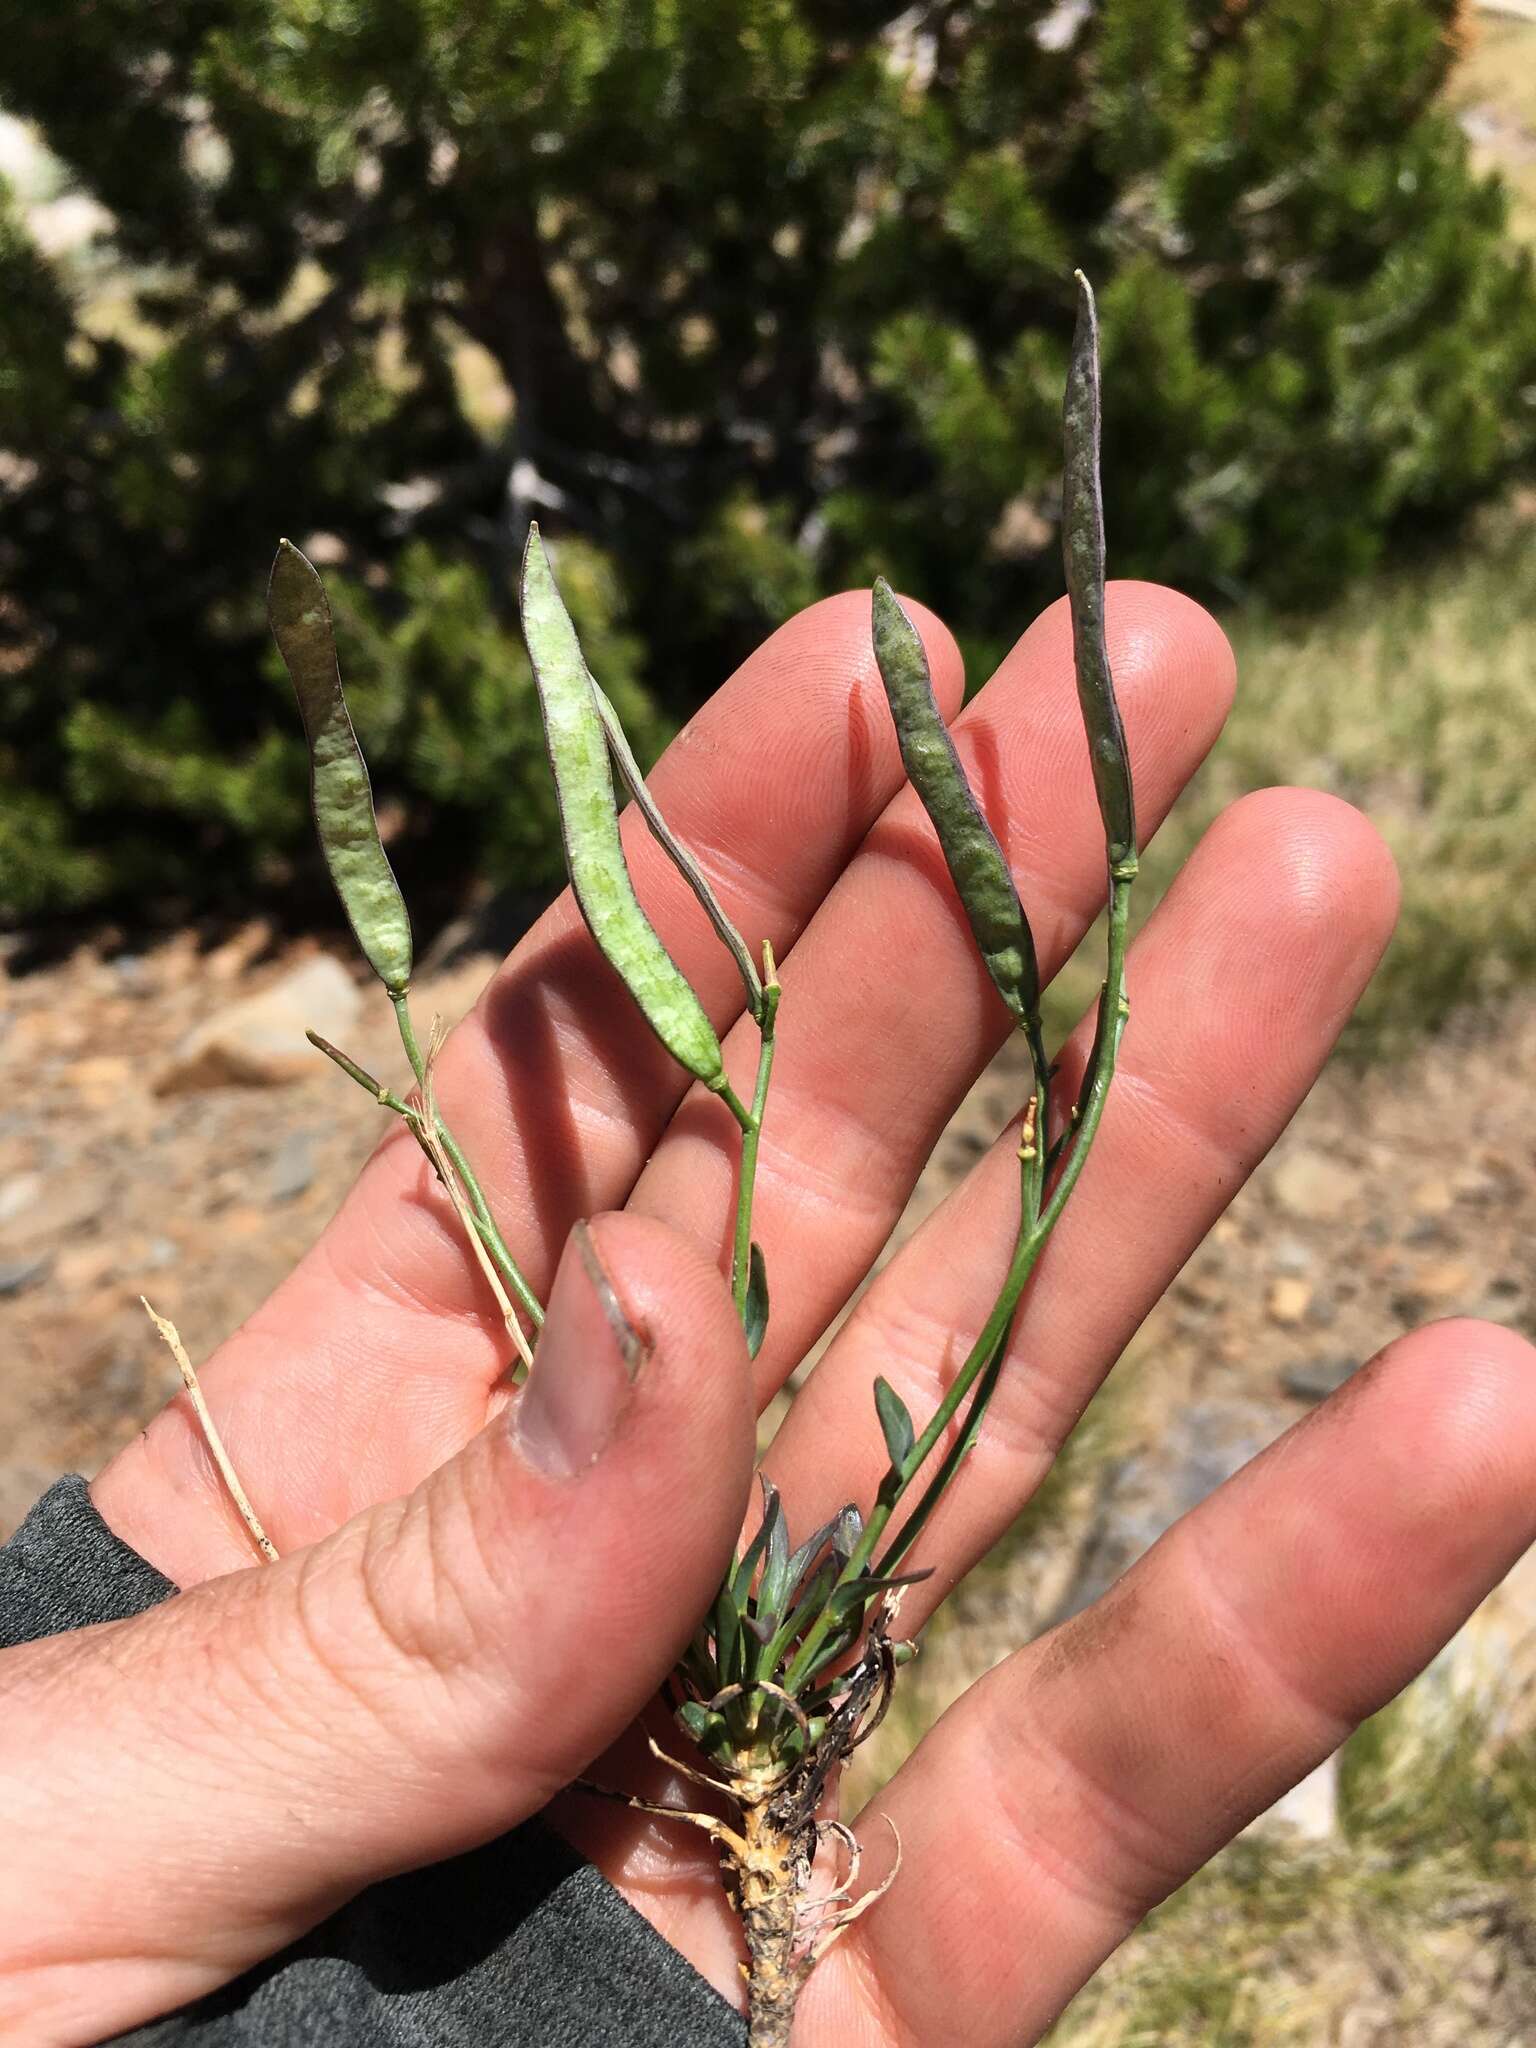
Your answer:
2,0 -> 1531,917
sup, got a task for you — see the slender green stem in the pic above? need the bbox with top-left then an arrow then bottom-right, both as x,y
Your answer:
439,1126 -> 546,1330
392,990 -> 428,1084
783,864 -> 1134,1693
307,1031 -> 417,1122
876,1310 -> 1015,1578
1017,1039 -> 1049,1229
390,992 -> 546,1331
783,1232 -> 1035,1692
731,978 -> 780,1312
1030,861 -> 1134,1244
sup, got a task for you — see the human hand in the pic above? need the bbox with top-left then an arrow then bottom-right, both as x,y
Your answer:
6,584 -> 1535,2045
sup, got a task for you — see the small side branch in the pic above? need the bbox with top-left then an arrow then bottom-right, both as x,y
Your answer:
314,1013 -> 542,1370
417,1022 -> 535,1375
390,993 -> 545,1341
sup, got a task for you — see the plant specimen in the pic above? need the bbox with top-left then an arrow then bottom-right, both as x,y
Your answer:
258,272 -> 1134,2047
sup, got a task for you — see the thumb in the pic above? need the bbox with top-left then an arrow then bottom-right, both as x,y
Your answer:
0,1213 -> 755,2045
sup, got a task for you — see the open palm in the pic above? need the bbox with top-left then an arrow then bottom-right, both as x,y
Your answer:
15,580 -> 1534,2047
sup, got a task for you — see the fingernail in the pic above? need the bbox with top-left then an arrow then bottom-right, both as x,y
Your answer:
513,1222 -> 649,1478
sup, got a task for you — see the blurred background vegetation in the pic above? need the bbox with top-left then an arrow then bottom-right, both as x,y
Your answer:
3,0 -> 1536,1036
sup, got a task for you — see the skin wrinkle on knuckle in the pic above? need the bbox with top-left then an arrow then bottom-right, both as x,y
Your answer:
882,1311 -> 1066,1488
368,1482 -> 482,1674
314,1197 -> 493,1336
753,1093 -> 901,1231
844,1289 -> 997,1426
358,1474 -> 540,1752
1177,1510 -> 1353,1763
973,1363 -> 1084,1483
269,1534 -> 449,1768
562,1081 -> 658,1173
1098,1062 -> 1241,1190
651,812 -> 799,936
976,1664 -> 1193,1930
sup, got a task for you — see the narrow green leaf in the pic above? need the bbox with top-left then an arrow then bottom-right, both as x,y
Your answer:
520,526 -> 725,1087
784,1511 -> 846,1600
756,1486 -> 792,1625
591,681 -> 764,1022
731,1474 -> 782,1606
873,1374 -> 915,1472
1062,272 -> 1136,875
823,1566 -> 934,1627
876,1318 -> 1011,1579
742,1240 -> 769,1360
680,1633 -> 718,1696
268,540 -> 412,996
712,1584 -> 742,1685
754,1547 -> 846,1680
773,1718 -> 810,1767
871,578 -> 1040,1028
796,1621 -> 861,1689
780,1557 -> 838,1646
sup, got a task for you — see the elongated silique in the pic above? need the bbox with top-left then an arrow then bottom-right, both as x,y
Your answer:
1062,270 -> 1137,874
268,539 -> 414,997
871,576 -> 1042,1034
520,524 -> 728,1091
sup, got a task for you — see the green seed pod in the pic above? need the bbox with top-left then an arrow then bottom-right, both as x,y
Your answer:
591,680 -> 764,1023
268,540 -> 413,996
871,578 -> 1041,1030
1062,271 -> 1137,876
520,526 -> 725,1088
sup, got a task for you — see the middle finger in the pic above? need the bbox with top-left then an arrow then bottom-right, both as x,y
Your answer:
630,581 -> 1235,1391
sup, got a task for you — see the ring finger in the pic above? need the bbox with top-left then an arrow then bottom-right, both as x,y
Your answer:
768,783 -> 1401,1611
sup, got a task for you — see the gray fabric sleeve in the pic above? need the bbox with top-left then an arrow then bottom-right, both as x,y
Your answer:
2,1477 -> 745,2048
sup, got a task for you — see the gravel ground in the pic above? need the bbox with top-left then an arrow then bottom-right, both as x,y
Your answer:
3,922 -> 1530,1546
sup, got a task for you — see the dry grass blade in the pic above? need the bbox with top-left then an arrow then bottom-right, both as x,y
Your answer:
142,1298 -> 278,1564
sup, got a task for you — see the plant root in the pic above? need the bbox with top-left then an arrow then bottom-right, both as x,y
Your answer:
579,1603 -> 915,2041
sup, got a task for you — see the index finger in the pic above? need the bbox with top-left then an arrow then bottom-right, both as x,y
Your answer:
95,592 -> 962,1577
